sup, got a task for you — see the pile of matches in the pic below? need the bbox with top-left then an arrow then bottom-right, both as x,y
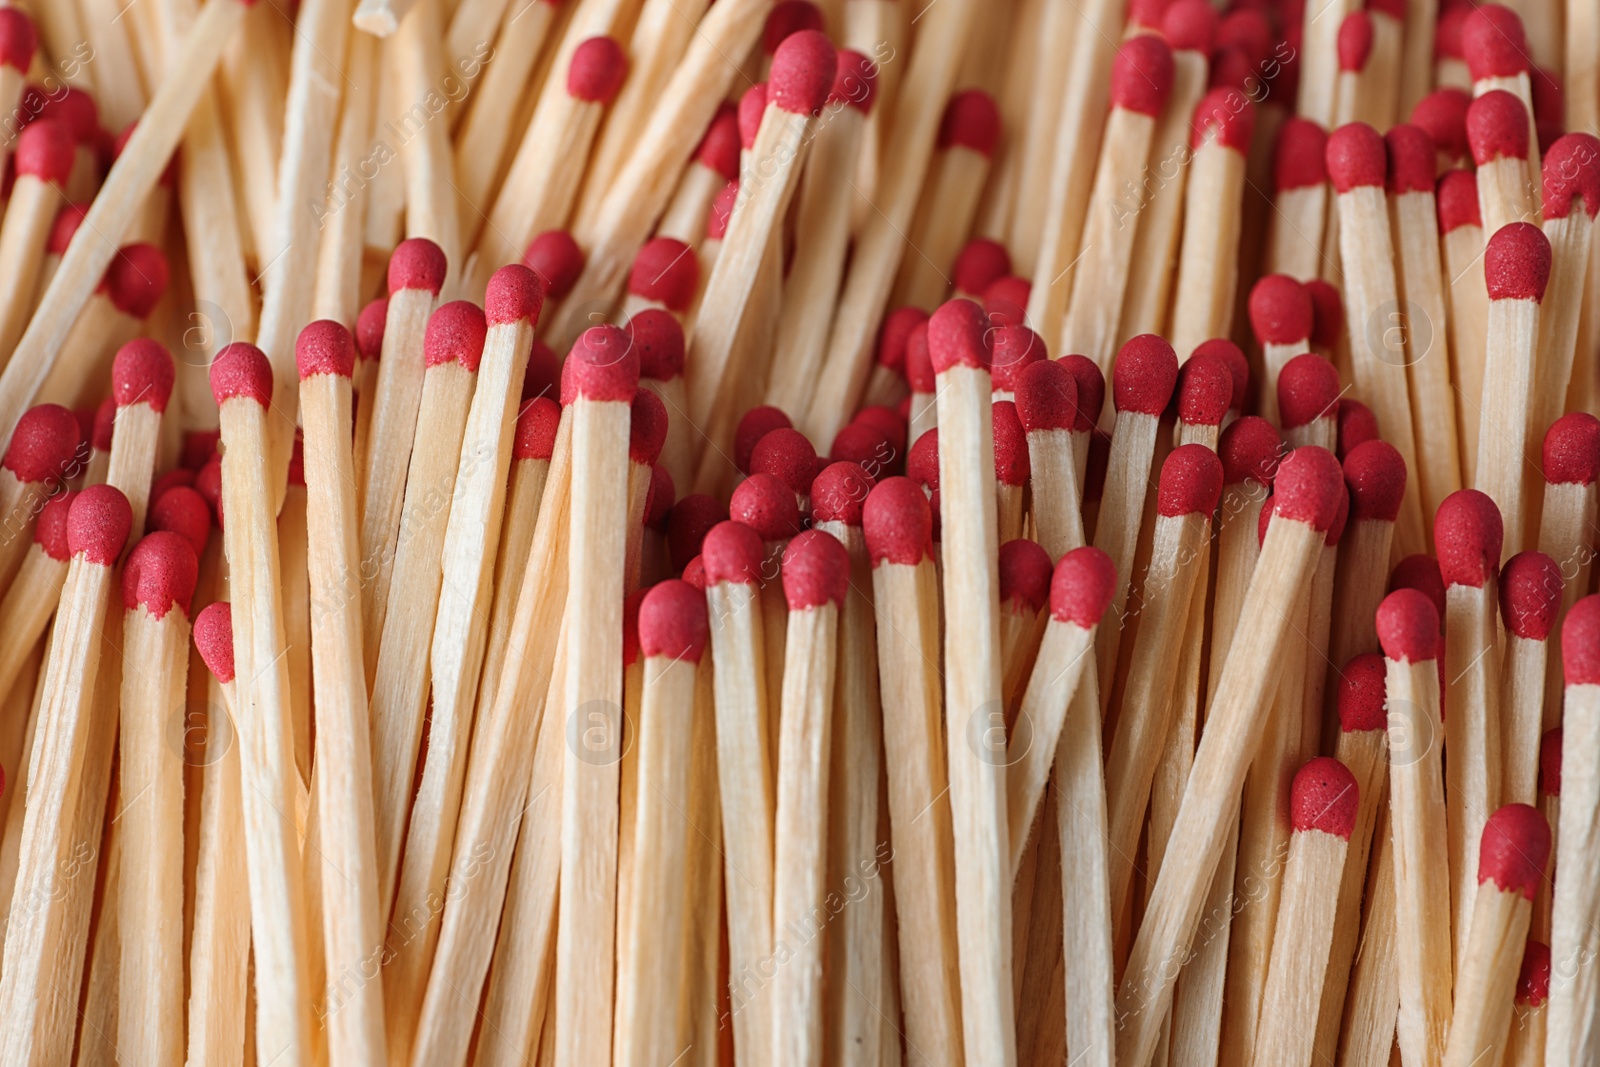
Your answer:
4,0 -> 1600,1064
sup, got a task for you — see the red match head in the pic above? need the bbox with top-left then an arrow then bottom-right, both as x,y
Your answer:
851,405 -> 906,455
1499,551 -> 1561,641
1304,280 -> 1343,350
628,237 -> 699,312
938,89 -> 1002,155
1326,122 -> 1386,192
91,399 -> 115,453
1194,339 -> 1249,412
1216,7 -> 1270,62
1434,488 -> 1504,588
1208,45 -> 1255,94
629,389 -> 668,467
195,455 -> 223,528
1273,118 -> 1329,193
1015,359 -> 1078,434
737,84 -> 768,149
1518,941 -> 1552,1007
1562,595 -> 1600,686
730,472 -> 801,542
1410,88 -> 1471,163
387,237 -> 447,295
1060,355 -> 1106,432
0,6 -> 36,72
701,520 -> 766,586
830,49 -> 878,113
645,464 -> 674,530
782,528 -> 850,610
904,322 -> 936,393
863,477 -> 933,567
67,483 -> 132,567
513,397 -> 561,462
1462,4 -> 1529,80
694,104 -> 741,181
567,323 -> 640,402
638,579 -> 709,663
953,239 -> 1011,297
1435,1 -> 1469,59
1174,352 -> 1232,427
1543,133 -> 1600,220
1277,353 -> 1339,431
1051,545 -> 1117,629
523,339 -> 559,403
666,494 -> 729,571
99,243 -> 168,319
1466,89 -> 1530,165
1378,587 -> 1441,662
999,539 -> 1053,614
1191,87 -> 1254,152
927,299 -> 993,374
1436,169 -> 1482,233
1112,334 -> 1178,416
906,429 -> 940,492
523,230 -> 584,301
1127,0 -> 1168,34
1218,416 -> 1280,488
763,0 -> 824,54
1157,443 -> 1224,518
1111,35 -> 1175,117
1477,803 -> 1550,898
992,401 -> 1029,488
1389,554 -> 1446,620
1385,124 -> 1437,195
424,301 -> 488,372
877,306 -> 929,374
193,602 -> 235,683
1266,446 -> 1344,531
1540,728 -> 1563,796
811,461 -> 874,526
148,485 -> 212,558
1291,757 -> 1358,838
1163,0 -> 1218,53
1336,400 -> 1379,459
769,30 -> 838,117
486,263 -> 545,327
209,342 -> 273,407
31,490 -> 74,562
294,320 -> 355,380
122,530 -> 199,620
46,202 -> 89,256
567,36 -> 627,104
1342,440 -> 1406,523
14,119 -> 73,185
983,275 -> 1032,327
356,297 -> 387,361
629,309 -> 685,382
750,427 -> 819,498
1544,412 -> 1600,485
735,406 -> 794,473
989,326 -> 1047,394
3,404 -> 80,486
1338,653 -> 1388,732
1248,274 -> 1313,346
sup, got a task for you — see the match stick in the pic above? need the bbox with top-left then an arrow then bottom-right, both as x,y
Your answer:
1534,134 -> 1600,435
1467,90 -> 1537,237
394,0 -> 462,274
555,323 -> 639,1067
1411,87 -> 1472,169
997,537 -> 1050,711
1438,171 -> 1489,481
1538,413 -> 1600,716
1207,417 -> 1282,697
1499,551 -> 1561,804
369,300 -> 487,916
116,530 -> 198,1066
1249,273 -> 1315,423
1387,123 -> 1462,520
993,401 -> 1030,545
1324,440 -> 1405,711
1443,805 -> 1552,1066
1361,0 -> 1403,129
351,297 -> 388,482
38,242 -> 168,409
0,120 -> 72,361
1463,4 -> 1542,183
989,326 -> 1046,408
358,238 -> 447,681
1328,121 -> 1428,556
1015,359 -> 1083,560
1569,0 -> 1600,131
630,309 -> 694,497
0,404 -> 82,594
1277,353 -> 1341,451
1265,119 -> 1330,282
619,237 -> 700,323
1254,757 -> 1359,1067
1169,88 -> 1255,356
1506,940 -> 1552,1066
769,529 -> 850,1066
1114,446 -> 1344,1066
0,492 -> 72,698
655,106 -> 743,244
1061,36 -> 1174,363
293,320 -> 389,1066
1299,480 -> 1350,761
106,339 -> 175,540
312,26 -> 376,329
1536,727 -> 1562,941
905,321 -> 938,443
0,485 -> 129,1062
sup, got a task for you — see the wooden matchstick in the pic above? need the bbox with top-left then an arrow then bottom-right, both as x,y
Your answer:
1324,440 -> 1405,716
1499,552 -> 1561,804
1248,274 -> 1315,424
1463,5 -> 1542,182
905,322 -> 938,445
1536,727 -> 1563,942
1538,413 -> 1600,716
653,105 -> 742,246
0,120 -> 73,361
1468,90 -> 1537,237
1436,170 -> 1490,485
1277,353 -> 1341,451
38,243 -> 169,409
1015,359 -> 1084,560
992,400 -> 1030,546
312,26 -> 376,328
1169,88 -> 1255,357
1534,134 -> 1600,436
0,404 -> 82,596
619,236 -> 700,323
1266,120 -> 1330,282
106,339 -> 175,541
996,537 -> 1050,710
1443,805 -> 1552,1066
1506,940 -> 1552,1066
0,492 -> 72,698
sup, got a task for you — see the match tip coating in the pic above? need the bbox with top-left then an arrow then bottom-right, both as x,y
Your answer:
32,490 -> 75,561
638,579 -> 709,663
738,84 -> 767,149
630,309 -> 686,381
864,477 -> 933,566
356,297 -> 387,360
90,400 -> 114,452
852,405 -> 907,454
209,343 -> 273,406
730,472 -> 801,542
938,88 -> 1002,154
4,404 -> 82,485
1051,545 -> 1117,628
928,299 -> 994,374
14,119 -> 73,184
906,429 -> 939,492
567,324 -> 640,401
830,49 -> 878,113
782,528 -> 851,609
999,539 -> 1053,613
1342,440 -> 1407,522
1466,89 -> 1530,165
811,461 -> 875,526
1518,942 -> 1552,1006
1389,553 -> 1446,618
387,237 -> 447,295
993,401 -> 1030,487
1277,354 -> 1339,430
1499,551 -> 1562,640
1273,118 -> 1328,192
1015,359 -> 1078,433
567,36 -> 627,104
424,301 -> 488,372
628,237 -> 699,311
666,494 -> 728,572
1060,355 -> 1106,432
486,263 -> 545,327
1337,10 -> 1373,71
1162,0 -> 1218,52
1175,352 -> 1232,426
99,243 -> 168,318
1304,279 -> 1343,349
750,428 -> 819,497
990,327 -> 1047,394
1269,446 -> 1345,530
1562,595 -> 1600,686
122,531 -> 199,620
1385,124 -> 1437,195
701,520 -> 766,585
1110,35 -> 1175,117
1410,88 -> 1471,162
1291,757 -> 1359,838
904,322 -> 936,392
1338,653 -> 1388,732
1190,87 -> 1254,151
1157,443 -> 1224,517
953,239 -> 1012,296
763,0 -> 824,54
769,29 -> 838,116
1378,587 -> 1441,662
1436,168 -> 1482,232
67,484 -> 132,566
735,407 -> 794,473
523,231 -> 584,300
877,307 -> 929,372
148,486 -> 211,558
1540,728 -> 1563,796
1195,338 -> 1250,410
193,602 -> 235,683
1462,3 -> 1529,80
0,7 -> 37,72
1477,803 -> 1550,898
646,464 -> 674,530
1218,415 -> 1281,486
1326,122 -> 1386,192
983,276 -> 1031,326
46,202 -> 88,255
1435,488 -> 1504,588
630,389 -> 668,467
1112,334 -> 1179,415
1544,132 -> 1600,220
109,339 -> 175,413
513,397 -> 561,462
1544,412 -> 1600,485
1248,274 -> 1313,345
294,320 -> 356,380
694,105 -> 741,181
1336,399 -> 1379,459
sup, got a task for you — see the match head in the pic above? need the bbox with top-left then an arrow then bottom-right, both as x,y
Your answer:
999,539 -> 1053,614
990,327 -> 1046,395
1060,355 -> 1106,432
1157,443 -> 1224,518
99,243 -> 168,318
769,30 -> 838,116
1272,447 -> 1349,532
1434,488 -> 1504,588
1326,122 -> 1386,192
750,428 -> 819,498
638,579 -> 709,663
1195,339 -> 1249,411
1219,416 -> 1282,487
0,6 -> 36,71
953,239 -> 1011,296
983,276 -> 1031,326
1277,354 -> 1339,431
522,230 -> 584,300
567,324 -> 641,401
47,202 -> 89,256
667,494 -> 729,571
645,464 -> 674,530
1190,87 -> 1254,152
209,343 -> 273,407
1541,728 -> 1563,796
1462,3 -> 1529,80
567,36 -> 627,104
811,461 -> 875,526
424,301 -> 489,372
863,477 -> 933,566
1338,653 -> 1389,732
629,389 -> 668,467
1544,133 -> 1600,220
1466,89 -> 1530,166
1111,34 -> 1176,117
1174,352 -> 1232,427
1435,1 -> 1469,59
294,320 -> 356,380
730,472 -> 801,542
1162,0 -> 1219,53
904,322 -> 936,393
3,403 -> 81,485
876,306 -> 928,374
523,340 -> 560,402
738,84 -> 768,149
1248,274 -> 1313,346
1477,803 -> 1550,898
387,237 -> 447,295
830,49 -> 878,113
1499,551 -> 1561,641
67,483 -> 132,566
1562,595 -> 1600,686
1385,124 -> 1436,195
148,486 -> 212,558
927,299 -> 994,374
1051,545 -> 1117,629
1389,554 -> 1447,619
1544,412 -> 1600,485
701,520 -> 766,585
1378,587 -> 1442,662
1342,440 -> 1407,523
1015,359 -> 1078,434
1336,399 -> 1379,460
763,0 -> 824,53
829,420 -> 885,470
1436,169 -> 1482,233
694,104 -> 741,181
513,397 -> 561,462
1410,88 -> 1471,163
992,401 -> 1029,488
852,405 -> 907,455
628,237 -> 699,312
1302,281 -> 1342,352
782,529 -> 851,610
91,400 -> 114,453
487,263 -> 545,327
629,309 -> 686,382
193,602 -> 235,683
1518,942 -> 1552,1007
14,119 -> 73,185
32,490 -> 74,562
1112,334 -> 1179,416
735,407 -> 794,473
938,89 -> 1002,155
195,456 -> 222,529
1337,8 -> 1373,71
1273,118 -> 1329,193
356,298 -> 387,360
906,429 -> 940,492
122,531 -> 199,620
1291,757 -> 1359,838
